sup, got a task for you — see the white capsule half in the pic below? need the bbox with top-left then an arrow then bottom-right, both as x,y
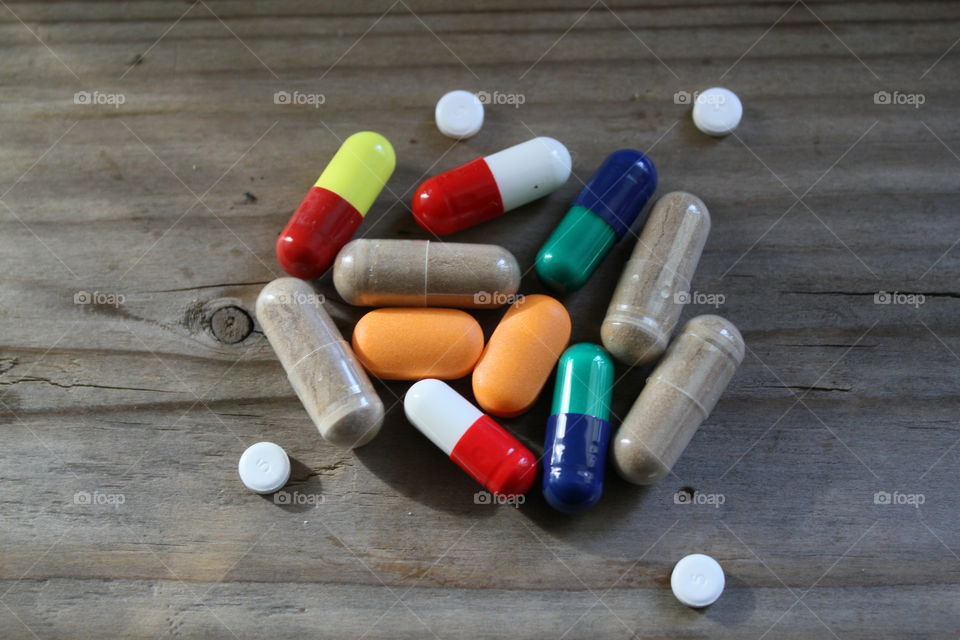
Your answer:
404,379 -> 482,455
484,137 -> 571,211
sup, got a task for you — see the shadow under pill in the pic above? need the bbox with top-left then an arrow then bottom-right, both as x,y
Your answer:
263,456 -> 323,514
352,407 -> 498,517
703,573 -> 755,624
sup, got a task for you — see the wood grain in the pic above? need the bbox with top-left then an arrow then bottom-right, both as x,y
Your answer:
2,1 -> 960,638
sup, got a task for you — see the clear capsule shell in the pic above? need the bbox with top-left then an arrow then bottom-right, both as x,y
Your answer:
334,239 -> 520,308
602,191 -> 710,366
613,315 -> 743,484
256,278 -> 383,448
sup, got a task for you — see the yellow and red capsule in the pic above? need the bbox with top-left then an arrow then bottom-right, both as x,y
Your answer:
276,132 -> 395,279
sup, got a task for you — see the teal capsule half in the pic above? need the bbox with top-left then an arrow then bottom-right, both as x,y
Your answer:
543,343 -> 615,514
536,150 -> 657,294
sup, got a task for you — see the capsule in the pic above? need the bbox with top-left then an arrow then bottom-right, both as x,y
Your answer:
536,150 -> 657,293
543,343 -> 615,514
601,191 -> 711,366
333,239 -> 520,308
473,294 -> 571,418
352,308 -> 484,380
276,132 -> 396,279
412,137 -> 571,235
405,379 -> 537,496
613,315 -> 743,485
256,278 -> 384,448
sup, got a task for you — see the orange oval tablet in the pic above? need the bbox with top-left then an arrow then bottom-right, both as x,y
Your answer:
352,308 -> 484,381
472,294 -> 572,417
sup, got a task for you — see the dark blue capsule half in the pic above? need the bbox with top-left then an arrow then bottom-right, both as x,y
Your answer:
570,149 -> 658,237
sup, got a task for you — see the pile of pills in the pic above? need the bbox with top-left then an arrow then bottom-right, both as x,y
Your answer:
242,87 -> 745,608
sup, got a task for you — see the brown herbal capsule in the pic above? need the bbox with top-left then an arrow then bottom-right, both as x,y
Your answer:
256,278 -> 383,448
333,239 -> 520,308
601,191 -> 710,366
613,315 -> 743,485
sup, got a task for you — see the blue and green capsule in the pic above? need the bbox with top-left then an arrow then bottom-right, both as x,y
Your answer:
536,150 -> 657,293
542,343 -> 615,514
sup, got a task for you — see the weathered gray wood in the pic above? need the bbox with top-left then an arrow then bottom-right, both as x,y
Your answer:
2,1 -> 960,638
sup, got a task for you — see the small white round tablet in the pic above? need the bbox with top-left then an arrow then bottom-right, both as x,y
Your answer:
435,90 -> 484,139
238,442 -> 290,494
692,87 -> 742,137
671,553 -> 725,607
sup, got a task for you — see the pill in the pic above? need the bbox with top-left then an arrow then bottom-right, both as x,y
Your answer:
333,239 -> 520,308
405,379 -> 537,496
276,132 -> 396,279
435,90 -> 484,139
536,150 -> 658,293
613,315 -> 743,484
542,343 -> 615,514
601,191 -> 711,366
671,554 -> 725,607
352,308 -> 484,380
238,441 -> 291,494
256,278 -> 384,448
412,137 -> 571,235
692,87 -> 742,137
473,294 -> 571,417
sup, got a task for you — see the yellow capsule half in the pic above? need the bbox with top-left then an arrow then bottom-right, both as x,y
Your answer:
314,131 -> 396,217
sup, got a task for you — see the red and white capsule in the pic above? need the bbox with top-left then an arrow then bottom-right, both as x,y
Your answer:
404,379 -> 537,496
412,137 -> 571,235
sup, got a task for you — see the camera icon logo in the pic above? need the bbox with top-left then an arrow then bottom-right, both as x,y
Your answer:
74,91 -> 91,105
74,291 -> 91,305
475,91 -> 491,104
673,90 -> 692,105
874,291 -> 891,305
873,90 -> 892,105
474,291 -> 492,305
273,490 -> 292,505
74,491 -> 92,505
274,90 -> 291,105
874,491 -> 891,505
473,491 -> 492,504
673,490 -> 692,504
674,291 -> 692,305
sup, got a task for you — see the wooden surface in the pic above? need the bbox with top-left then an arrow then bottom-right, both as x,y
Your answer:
2,1 -> 959,638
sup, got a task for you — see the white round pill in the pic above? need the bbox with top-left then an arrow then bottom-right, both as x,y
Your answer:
435,90 -> 484,139
671,553 -> 725,607
692,87 -> 742,137
238,442 -> 290,494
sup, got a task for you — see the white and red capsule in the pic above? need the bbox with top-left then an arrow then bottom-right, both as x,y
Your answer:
412,137 -> 571,235
404,379 -> 537,496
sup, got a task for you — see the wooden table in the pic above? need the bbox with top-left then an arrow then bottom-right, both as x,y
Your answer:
2,1 -> 958,638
